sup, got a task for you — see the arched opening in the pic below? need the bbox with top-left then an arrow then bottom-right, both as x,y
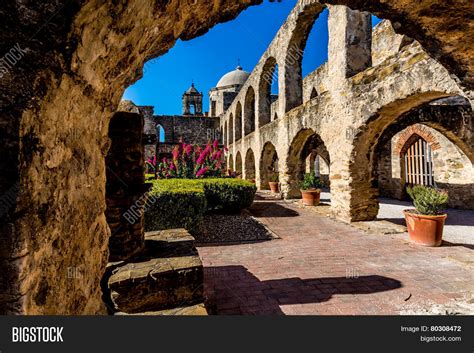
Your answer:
228,114 -> 234,145
305,151 -> 330,186
260,142 -> 279,190
244,87 -> 256,135
223,121 -> 228,146
228,155 -> 234,172
345,94 -> 473,222
244,148 -> 256,181
284,3 -> 326,112
258,57 -> 279,127
286,128 -> 330,198
400,134 -> 435,187
310,87 -> 318,99
375,120 -> 473,211
156,124 -> 165,142
235,151 -> 243,178
235,103 -> 242,141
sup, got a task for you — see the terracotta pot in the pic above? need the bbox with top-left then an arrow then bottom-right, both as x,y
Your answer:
403,210 -> 447,247
269,182 -> 279,193
300,189 -> 320,206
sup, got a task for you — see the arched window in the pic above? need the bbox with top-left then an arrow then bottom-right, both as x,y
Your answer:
156,124 -> 165,142
402,136 -> 434,186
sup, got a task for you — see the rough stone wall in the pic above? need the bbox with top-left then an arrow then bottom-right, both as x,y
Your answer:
156,115 -> 221,146
105,112 -> 147,261
0,0 -> 262,315
371,20 -> 413,66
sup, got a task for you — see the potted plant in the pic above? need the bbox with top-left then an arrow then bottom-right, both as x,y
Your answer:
268,173 -> 280,193
300,172 -> 324,206
404,185 -> 448,247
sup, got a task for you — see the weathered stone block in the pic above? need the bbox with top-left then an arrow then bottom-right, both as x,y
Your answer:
109,254 -> 204,313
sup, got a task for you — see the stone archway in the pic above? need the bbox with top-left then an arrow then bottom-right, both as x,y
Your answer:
284,2 -> 325,112
235,152 -> 243,178
244,148 -> 256,181
373,102 -> 474,209
244,87 -> 256,135
345,94 -> 472,222
258,57 -> 279,127
284,128 -> 330,198
228,114 -> 234,145
235,103 -> 243,141
260,142 -> 279,190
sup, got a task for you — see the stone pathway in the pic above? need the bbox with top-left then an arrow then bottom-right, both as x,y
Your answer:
198,192 -> 474,315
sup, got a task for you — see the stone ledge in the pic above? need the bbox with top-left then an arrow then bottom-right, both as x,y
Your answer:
109,254 -> 204,313
115,303 -> 208,316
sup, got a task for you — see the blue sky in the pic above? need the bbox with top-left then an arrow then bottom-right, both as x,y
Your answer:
123,1 -> 380,115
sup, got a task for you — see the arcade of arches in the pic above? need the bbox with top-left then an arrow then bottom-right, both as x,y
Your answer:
1,0 -> 473,315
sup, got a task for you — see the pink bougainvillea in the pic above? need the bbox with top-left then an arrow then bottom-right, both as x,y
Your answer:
153,139 -> 228,179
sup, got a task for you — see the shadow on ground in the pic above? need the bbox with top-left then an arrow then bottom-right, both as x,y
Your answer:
204,265 -> 402,315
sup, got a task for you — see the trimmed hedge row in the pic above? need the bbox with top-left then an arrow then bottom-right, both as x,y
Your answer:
144,178 -> 256,233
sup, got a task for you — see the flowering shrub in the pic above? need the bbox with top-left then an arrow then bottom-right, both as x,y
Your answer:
152,139 -> 227,179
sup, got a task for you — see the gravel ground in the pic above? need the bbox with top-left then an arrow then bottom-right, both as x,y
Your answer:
320,191 -> 474,246
195,212 -> 277,245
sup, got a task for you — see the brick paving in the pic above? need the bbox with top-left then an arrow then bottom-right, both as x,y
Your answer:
197,192 -> 474,315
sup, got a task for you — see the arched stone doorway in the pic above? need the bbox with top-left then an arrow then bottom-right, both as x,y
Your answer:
285,128 -> 330,198
346,95 -> 473,221
260,142 -> 279,190
228,114 -> 234,145
244,148 -> 256,181
235,151 -> 243,178
235,103 -> 243,141
244,87 -> 256,135
258,57 -> 279,127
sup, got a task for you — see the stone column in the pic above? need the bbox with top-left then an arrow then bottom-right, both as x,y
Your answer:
106,112 -> 148,261
328,5 -> 372,86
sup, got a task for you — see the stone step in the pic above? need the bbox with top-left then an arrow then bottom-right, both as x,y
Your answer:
141,229 -> 196,258
109,253 -> 204,314
115,303 -> 208,316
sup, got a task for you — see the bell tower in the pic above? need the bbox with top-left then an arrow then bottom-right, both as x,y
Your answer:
182,83 -> 203,116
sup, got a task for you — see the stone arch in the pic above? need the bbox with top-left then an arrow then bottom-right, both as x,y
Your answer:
156,123 -> 165,142
274,112 -> 279,121
244,87 -> 256,135
310,87 -> 318,99
228,114 -> 234,145
394,124 -> 441,155
258,57 -> 279,127
284,2 -> 325,112
345,93 -> 472,222
235,103 -> 242,141
285,128 -> 330,198
235,151 -> 243,178
223,121 -> 228,146
244,148 -> 256,181
260,142 -> 279,190
305,150 -> 330,186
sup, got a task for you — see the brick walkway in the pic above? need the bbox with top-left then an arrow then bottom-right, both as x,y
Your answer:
197,193 -> 474,315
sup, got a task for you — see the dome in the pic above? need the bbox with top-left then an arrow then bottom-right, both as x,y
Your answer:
216,66 -> 250,88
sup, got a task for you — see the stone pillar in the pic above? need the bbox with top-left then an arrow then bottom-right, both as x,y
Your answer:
328,5 -> 372,85
106,112 -> 148,261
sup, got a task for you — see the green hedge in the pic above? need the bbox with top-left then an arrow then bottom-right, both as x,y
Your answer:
144,180 -> 206,233
144,178 -> 256,232
203,179 -> 256,213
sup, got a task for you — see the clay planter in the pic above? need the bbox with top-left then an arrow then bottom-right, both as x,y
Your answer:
269,182 -> 279,193
300,189 -> 320,206
403,210 -> 447,247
